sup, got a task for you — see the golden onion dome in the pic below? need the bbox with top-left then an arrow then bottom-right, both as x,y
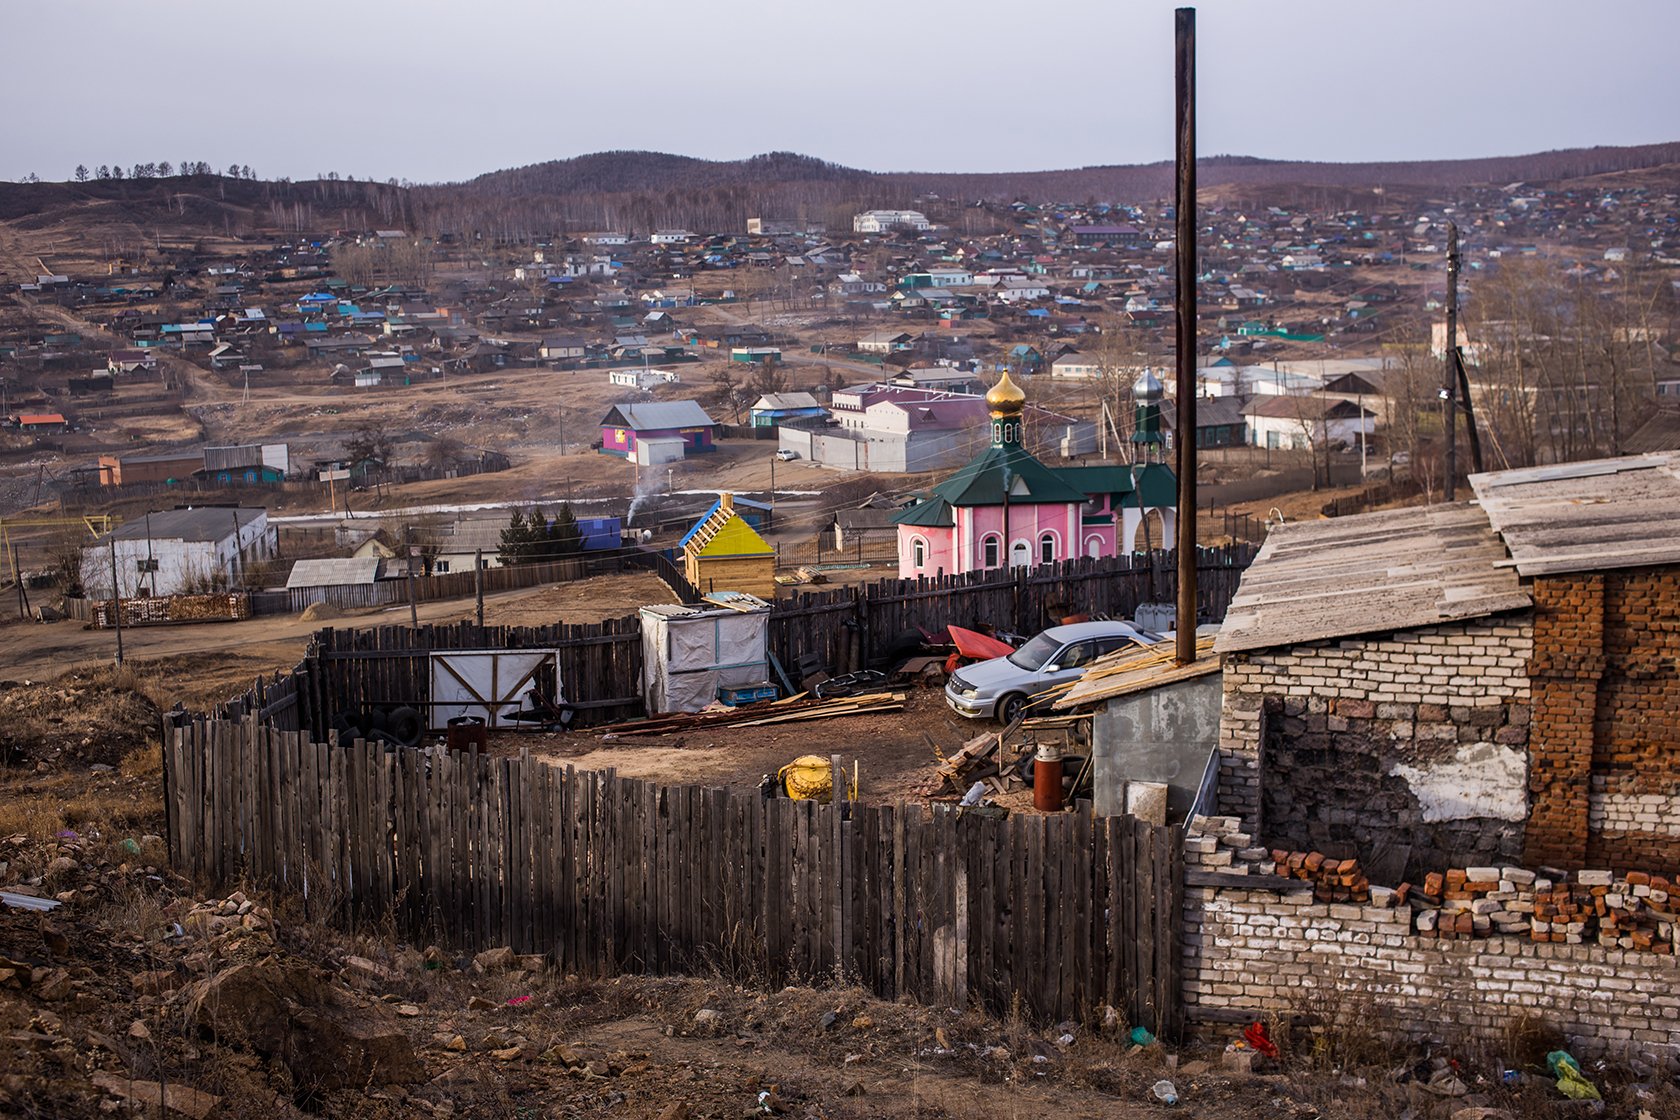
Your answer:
986,370 -> 1027,416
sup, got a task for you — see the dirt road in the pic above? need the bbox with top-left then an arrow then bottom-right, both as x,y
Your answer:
0,571 -> 677,683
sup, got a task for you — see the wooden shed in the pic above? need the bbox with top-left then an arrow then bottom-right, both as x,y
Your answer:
681,493 -> 776,599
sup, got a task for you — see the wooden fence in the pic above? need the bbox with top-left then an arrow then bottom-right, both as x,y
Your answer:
768,546 -> 1257,677
164,719 -> 1185,1035
297,616 -> 646,736
218,546 -> 1254,740
248,553 -> 627,617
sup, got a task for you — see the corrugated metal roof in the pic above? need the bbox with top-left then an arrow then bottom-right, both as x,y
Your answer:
601,401 -> 715,431
286,557 -> 384,588
1215,502 -> 1529,654
1469,452 -> 1680,577
108,507 -> 265,544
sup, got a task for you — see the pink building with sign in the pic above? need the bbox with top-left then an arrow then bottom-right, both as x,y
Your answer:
890,372 -> 1177,578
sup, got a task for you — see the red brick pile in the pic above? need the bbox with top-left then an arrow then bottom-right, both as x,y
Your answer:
1581,870 -> 1674,953
1399,864 -> 1675,952
1268,849 -> 1374,904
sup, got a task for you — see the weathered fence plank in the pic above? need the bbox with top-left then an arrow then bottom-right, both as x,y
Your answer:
166,717 -> 1185,1034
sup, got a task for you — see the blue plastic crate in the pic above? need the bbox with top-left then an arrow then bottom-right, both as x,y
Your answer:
718,683 -> 778,707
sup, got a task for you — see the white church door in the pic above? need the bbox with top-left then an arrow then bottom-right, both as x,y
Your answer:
1009,539 -> 1031,568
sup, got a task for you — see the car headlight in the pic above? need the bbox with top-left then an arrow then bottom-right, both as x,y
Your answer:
960,688 -> 978,700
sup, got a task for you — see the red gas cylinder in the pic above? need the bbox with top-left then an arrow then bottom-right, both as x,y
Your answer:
1033,744 -> 1064,812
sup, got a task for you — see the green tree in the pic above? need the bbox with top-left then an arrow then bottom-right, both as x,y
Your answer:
498,509 -> 532,565
548,502 -> 583,556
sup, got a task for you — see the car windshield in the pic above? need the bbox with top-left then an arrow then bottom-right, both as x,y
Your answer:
1006,632 -> 1062,671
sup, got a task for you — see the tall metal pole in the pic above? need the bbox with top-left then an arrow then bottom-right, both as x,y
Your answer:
108,536 -> 124,666
1174,6 -> 1199,665
1444,221 -> 1459,501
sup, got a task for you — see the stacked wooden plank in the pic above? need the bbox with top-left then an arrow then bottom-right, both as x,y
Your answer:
603,692 -> 906,737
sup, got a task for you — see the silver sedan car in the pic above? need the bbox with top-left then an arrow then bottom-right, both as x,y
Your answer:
944,620 -> 1161,723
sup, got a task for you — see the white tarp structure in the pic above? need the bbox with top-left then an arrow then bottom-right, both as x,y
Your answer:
640,603 -> 770,714
428,649 -> 560,730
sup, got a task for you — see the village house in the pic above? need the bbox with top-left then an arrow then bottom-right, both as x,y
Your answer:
1242,394 -> 1375,450
607,368 -> 680,391
106,348 -> 157,375
599,400 -> 717,463
889,366 -> 983,394
748,392 -> 826,428
199,443 -> 290,484
539,336 -> 590,361
856,330 -> 915,355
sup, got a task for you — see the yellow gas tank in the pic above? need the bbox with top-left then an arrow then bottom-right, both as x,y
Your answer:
778,755 -> 833,802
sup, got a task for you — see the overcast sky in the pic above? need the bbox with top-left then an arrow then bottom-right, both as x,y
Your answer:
5,0 -> 1675,183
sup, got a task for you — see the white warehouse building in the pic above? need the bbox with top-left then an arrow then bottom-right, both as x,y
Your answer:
81,507 -> 275,598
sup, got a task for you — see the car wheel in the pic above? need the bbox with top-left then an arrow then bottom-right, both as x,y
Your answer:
997,693 -> 1027,725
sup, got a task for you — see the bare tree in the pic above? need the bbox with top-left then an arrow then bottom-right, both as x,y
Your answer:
705,365 -> 749,424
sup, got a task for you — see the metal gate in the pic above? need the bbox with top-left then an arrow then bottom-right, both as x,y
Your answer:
427,649 -> 560,729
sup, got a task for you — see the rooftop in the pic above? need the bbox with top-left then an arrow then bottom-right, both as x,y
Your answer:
601,400 -> 715,430
1214,503 -> 1529,654
286,557 -> 383,588
107,507 -> 266,545
1469,452 -> 1680,577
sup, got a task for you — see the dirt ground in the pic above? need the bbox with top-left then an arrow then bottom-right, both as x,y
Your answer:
0,570 -> 677,682
504,689 -> 990,805
0,666 -> 1670,1119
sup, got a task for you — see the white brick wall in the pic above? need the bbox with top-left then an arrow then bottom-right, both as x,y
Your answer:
1590,776 -> 1680,839
1184,883 -> 1680,1071
1217,616 -> 1535,831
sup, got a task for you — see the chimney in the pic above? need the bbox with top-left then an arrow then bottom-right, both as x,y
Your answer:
720,492 -> 734,512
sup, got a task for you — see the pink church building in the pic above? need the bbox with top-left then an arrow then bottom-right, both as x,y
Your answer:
891,371 -> 1177,579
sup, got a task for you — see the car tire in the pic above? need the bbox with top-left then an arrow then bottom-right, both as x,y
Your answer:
997,693 -> 1027,725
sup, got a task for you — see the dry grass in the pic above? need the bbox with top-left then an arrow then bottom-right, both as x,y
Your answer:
0,744 -> 166,840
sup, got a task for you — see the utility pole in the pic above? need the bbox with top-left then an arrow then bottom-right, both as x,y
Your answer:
1444,221 -> 1459,501
405,524 -> 418,627
13,545 -> 28,620
1173,6 -> 1199,666
108,537 -> 124,666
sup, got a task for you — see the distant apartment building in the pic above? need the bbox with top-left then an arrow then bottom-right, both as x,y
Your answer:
853,210 -> 930,234
747,217 -> 823,236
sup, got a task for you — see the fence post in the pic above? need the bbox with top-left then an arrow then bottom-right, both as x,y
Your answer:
475,549 -> 485,629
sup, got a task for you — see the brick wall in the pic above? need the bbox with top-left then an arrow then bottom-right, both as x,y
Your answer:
1182,820 -> 1680,1073
1217,615 -> 1534,868
1525,575 -> 1603,867
1527,566 -> 1680,871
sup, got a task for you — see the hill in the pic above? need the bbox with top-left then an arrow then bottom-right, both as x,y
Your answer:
461,142 -> 1680,202
1,142 -> 1677,244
